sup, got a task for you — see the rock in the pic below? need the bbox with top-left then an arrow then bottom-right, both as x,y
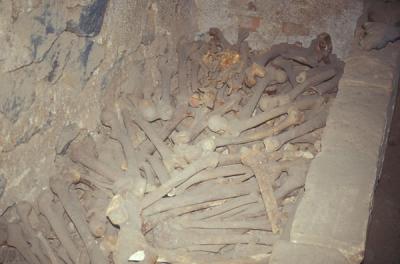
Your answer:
66,0 -> 109,37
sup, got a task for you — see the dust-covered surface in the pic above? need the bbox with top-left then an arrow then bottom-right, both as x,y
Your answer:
0,0 -> 362,219
0,1 -> 365,263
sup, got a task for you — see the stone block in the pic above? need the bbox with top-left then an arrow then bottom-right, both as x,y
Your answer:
340,56 -> 395,90
289,51 -> 400,264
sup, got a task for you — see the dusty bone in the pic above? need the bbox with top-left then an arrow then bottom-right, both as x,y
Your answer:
259,66 -> 336,111
173,164 -> 251,195
7,222 -> 41,264
272,57 -> 298,87
49,176 -> 108,264
125,104 -> 187,171
211,95 -> 322,137
106,192 -> 157,264
143,179 -> 257,216
146,154 -> 171,184
37,189 -> 81,263
70,145 -> 122,182
143,200 -> 227,233
239,65 -> 287,119
179,218 -> 271,231
137,103 -> 190,155
241,147 -> 281,233
185,94 -> 241,142
154,224 -> 258,249
142,152 -> 220,208
264,108 -> 328,152
190,193 -> 259,220
215,107 -> 305,147
142,160 -> 158,188
102,106 -> 144,192
254,32 -> 332,67
16,201 -> 61,264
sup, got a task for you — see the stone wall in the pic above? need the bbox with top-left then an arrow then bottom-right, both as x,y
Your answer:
0,0 -> 362,216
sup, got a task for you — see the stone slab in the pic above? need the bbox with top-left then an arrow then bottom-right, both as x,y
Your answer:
270,240 -> 349,264
289,43 -> 400,264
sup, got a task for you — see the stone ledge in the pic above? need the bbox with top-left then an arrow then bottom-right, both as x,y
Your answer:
280,42 -> 400,264
270,240 -> 349,264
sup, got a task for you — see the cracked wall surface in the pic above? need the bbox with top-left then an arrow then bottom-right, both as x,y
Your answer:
0,0 -> 361,215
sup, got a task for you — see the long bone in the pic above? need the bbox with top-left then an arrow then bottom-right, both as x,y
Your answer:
179,218 -> 272,231
142,152 -> 219,208
143,200 -> 227,233
70,144 -> 123,182
153,228 -> 262,249
184,94 -> 241,142
189,193 -> 259,220
146,154 -> 171,184
6,222 -> 41,264
49,176 -> 108,264
210,95 -> 323,137
253,32 -> 332,68
136,102 -> 190,156
125,104 -> 187,171
241,147 -> 281,233
173,164 -> 251,195
215,107 -> 304,147
272,57 -> 299,87
143,179 -> 257,216
259,66 -> 336,111
102,106 -> 145,193
264,107 -> 328,152
16,201 -> 61,264
37,189 -> 81,263
238,65 -> 287,119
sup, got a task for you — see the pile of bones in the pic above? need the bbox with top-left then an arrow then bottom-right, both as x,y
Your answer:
0,28 -> 344,264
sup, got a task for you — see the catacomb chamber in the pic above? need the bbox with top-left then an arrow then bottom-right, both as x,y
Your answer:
0,1 -> 399,263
